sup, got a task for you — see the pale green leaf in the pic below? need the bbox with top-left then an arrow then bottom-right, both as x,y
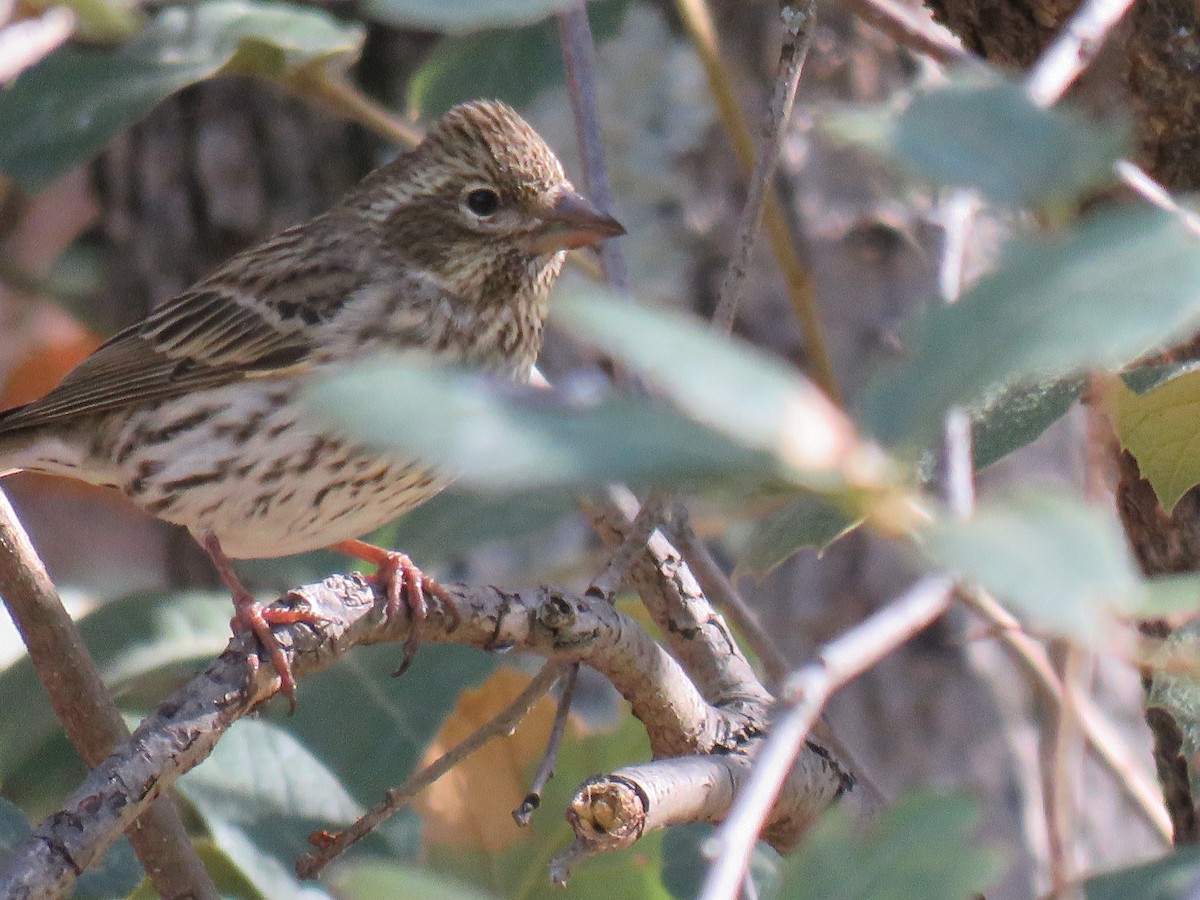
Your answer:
553,287 -> 886,492
408,1 -> 626,118
864,208 -> 1200,453
362,0 -> 578,32
306,359 -> 784,493
176,718 -> 361,899
772,793 -> 1004,900
0,0 -> 364,190
923,488 -> 1142,641
824,73 -> 1125,208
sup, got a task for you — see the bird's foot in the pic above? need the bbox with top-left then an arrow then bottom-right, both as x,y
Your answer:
329,539 -> 456,675
204,533 -> 320,712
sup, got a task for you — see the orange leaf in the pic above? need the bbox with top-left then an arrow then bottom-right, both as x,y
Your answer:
414,667 -> 572,853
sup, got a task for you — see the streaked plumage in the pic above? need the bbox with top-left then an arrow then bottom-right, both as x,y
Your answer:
0,99 -> 623,700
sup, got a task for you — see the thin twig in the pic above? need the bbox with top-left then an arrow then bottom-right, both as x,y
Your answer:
297,661 -> 566,877
697,575 -> 955,900
514,663 -> 580,826
292,70 -> 421,147
1024,0 -> 1140,108
837,0 -> 970,65
960,589 -> 1171,842
672,0 -> 840,403
557,3 -> 628,289
0,488 -> 219,900
1045,645 -> 1087,897
712,0 -> 815,333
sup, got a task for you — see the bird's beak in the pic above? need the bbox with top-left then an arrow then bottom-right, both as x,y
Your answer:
531,191 -> 625,254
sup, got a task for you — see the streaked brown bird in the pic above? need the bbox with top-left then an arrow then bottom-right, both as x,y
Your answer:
0,99 -> 624,704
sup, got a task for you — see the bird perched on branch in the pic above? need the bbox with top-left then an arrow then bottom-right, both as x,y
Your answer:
0,99 -> 624,706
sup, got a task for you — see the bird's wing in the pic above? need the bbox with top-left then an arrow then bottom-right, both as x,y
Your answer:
0,268 -> 333,431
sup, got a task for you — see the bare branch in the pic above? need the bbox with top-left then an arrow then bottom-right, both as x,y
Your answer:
672,0 -> 840,402
0,488 -> 219,900
1024,0 -> 1140,108
1,570 -> 837,895
557,2 -> 628,289
837,0 -> 970,66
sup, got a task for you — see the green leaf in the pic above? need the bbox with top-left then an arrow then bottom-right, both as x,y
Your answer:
1085,849 -> 1200,900
267,643 -> 495,806
661,824 -> 779,900
176,717 -> 362,899
863,207 -> 1200,453
0,0 -> 364,191
971,378 -> 1084,470
408,0 -> 625,117
1113,368 -> 1200,513
361,0 -> 577,32
0,591 -> 232,785
328,861 -> 500,900
306,359 -> 784,493
552,287 -> 885,493
922,489 -> 1141,641
772,792 -> 1003,900
736,494 -> 861,578
824,73 -> 1126,209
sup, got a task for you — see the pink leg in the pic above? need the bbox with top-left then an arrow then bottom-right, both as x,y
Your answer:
203,533 -> 321,711
329,539 -> 455,675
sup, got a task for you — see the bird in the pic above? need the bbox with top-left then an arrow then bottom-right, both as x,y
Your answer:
0,99 -> 624,706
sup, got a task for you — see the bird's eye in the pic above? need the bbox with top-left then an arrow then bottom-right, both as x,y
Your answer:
464,188 -> 501,218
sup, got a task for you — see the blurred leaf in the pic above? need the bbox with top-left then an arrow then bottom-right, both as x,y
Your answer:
772,793 -> 1003,900
923,489 -> 1141,641
329,861 -> 500,900
736,494 -> 861,578
0,798 -> 142,899
0,0 -> 363,190
414,668 -> 563,852
362,0 -> 578,32
306,360 -> 783,494
0,591 -> 231,784
661,823 -> 780,900
824,73 -> 1125,209
176,718 -> 361,899
383,489 -> 578,565
971,378 -> 1084,470
863,207 -> 1200,453
1085,849 -> 1200,900
553,287 -> 887,492
1112,368 -> 1200,513
409,2 -> 624,118
1139,574 -> 1200,618
34,0 -> 143,41
269,642 -> 495,808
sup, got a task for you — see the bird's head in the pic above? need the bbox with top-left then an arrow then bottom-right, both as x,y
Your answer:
352,100 -> 624,300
